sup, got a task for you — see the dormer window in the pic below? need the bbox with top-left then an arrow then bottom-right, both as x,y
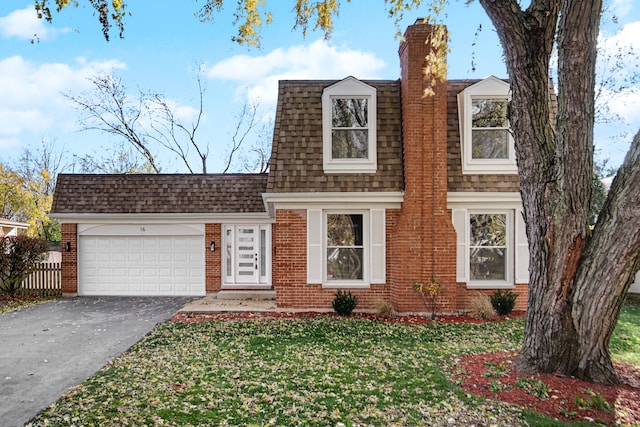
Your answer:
458,77 -> 516,174
331,98 -> 369,159
323,77 -> 377,173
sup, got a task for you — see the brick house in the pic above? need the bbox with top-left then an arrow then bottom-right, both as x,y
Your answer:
50,21 -> 529,314
0,218 -> 29,237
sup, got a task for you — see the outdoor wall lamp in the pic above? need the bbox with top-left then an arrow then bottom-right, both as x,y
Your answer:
65,241 -> 71,252
210,241 -> 216,252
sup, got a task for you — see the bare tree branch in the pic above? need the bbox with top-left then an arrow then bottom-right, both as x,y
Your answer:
64,74 -> 161,173
222,100 -> 259,173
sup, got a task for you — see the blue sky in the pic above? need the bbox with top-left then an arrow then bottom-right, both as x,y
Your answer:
1,1 -> 639,173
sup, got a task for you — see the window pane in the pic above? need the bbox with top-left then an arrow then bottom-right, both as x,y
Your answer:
260,229 -> 266,277
470,214 -> 506,246
472,98 -> 508,128
472,129 -> 509,159
470,248 -> 506,280
327,214 -> 363,246
326,248 -> 364,280
332,130 -> 369,159
332,98 -> 368,128
225,228 -> 232,277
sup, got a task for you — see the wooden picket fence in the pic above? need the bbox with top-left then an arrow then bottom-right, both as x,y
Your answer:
19,262 -> 62,296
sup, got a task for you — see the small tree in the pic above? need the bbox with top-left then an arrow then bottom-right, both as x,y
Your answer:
413,276 -> 444,319
0,236 -> 48,296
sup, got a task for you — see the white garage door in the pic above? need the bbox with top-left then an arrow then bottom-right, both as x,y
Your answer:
79,229 -> 205,296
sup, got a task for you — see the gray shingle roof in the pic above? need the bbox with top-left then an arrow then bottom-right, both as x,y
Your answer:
51,174 -> 268,214
266,80 -> 404,193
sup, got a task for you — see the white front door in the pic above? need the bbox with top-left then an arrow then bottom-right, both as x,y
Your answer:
224,225 -> 271,288
235,226 -> 259,284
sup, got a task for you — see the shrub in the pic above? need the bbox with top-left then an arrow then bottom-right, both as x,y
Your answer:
375,299 -> 394,319
469,293 -> 497,320
490,289 -> 518,316
0,236 -> 48,296
413,276 -> 444,319
332,290 -> 358,315
516,376 -> 552,400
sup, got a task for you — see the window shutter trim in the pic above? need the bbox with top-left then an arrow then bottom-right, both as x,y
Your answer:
370,209 -> 386,284
307,209 -> 323,284
451,209 -> 468,282
515,209 -> 530,284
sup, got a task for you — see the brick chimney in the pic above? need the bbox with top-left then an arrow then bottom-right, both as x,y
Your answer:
390,20 -> 457,314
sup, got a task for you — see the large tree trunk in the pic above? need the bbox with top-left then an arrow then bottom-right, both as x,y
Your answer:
479,0 -> 640,384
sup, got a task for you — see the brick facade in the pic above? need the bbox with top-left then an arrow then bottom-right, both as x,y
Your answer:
391,22 -> 458,314
205,224 -> 221,293
273,209 -> 399,310
60,223 -> 78,295
455,284 -> 529,313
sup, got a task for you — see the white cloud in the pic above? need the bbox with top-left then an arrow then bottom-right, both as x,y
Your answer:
596,21 -> 640,131
0,56 -> 126,147
0,6 -> 67,41
608,87 -> 640,123
0,137 -> 21,150
206,39 -> 386,109
599,21 -> 640,58
609,0 -> 633,19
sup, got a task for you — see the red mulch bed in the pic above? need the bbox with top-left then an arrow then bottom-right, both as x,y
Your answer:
172,310 -> 640,424
452,351 -> 640,425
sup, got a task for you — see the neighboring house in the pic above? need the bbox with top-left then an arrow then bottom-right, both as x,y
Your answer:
50,21 -> 530,313
0,218 -> 29,237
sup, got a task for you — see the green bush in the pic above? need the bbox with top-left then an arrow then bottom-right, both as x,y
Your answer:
490,289 -> 518,316
0,236 -> 48,296
332,290 -> 358,315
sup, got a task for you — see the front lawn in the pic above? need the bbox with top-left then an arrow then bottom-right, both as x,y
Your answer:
26,301 -> 640,426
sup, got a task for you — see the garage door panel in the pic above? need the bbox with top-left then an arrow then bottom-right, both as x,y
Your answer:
79,234 -> 205,296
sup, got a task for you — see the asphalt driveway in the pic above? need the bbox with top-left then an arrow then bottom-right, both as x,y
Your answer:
0,297 -> 193,427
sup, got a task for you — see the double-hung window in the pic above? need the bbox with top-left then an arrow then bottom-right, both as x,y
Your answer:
469,212 -> 509,282
450,195 -> 530,289
457,76 -> 516,174
307,208 -> 386,288
471,98 -> 510,160
326,213 -> 365,282
322,77 -> 377,173
331,98 -> 370,160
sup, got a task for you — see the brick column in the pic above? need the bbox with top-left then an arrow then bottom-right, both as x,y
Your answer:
391,21 -> 457,314
205,224 -> 221,293
60,223 -> 78,296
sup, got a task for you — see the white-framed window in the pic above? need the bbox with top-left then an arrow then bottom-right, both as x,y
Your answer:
307,208 -> 386,288
469,211 -> 512,285
325,211 -> 367,283
450,193 -> 529,289
457,76 -> 516,174
222,224 -> 271,288
322,77 -> 377,173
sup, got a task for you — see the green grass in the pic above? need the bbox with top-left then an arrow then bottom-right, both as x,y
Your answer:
610,297 -> 640,365
25,300 -> 640,427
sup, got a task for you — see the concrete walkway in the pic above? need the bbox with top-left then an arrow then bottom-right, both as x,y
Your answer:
178,290 -> 278,314
0,297 -> 192,427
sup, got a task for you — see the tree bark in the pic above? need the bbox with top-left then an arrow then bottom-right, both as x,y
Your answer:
480,0 -> 640,384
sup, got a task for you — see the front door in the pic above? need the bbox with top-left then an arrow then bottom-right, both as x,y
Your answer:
235,226 -> 258,284
224,225 -> 271,288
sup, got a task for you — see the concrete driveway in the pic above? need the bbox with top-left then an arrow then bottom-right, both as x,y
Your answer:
0,297 -> 193,427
